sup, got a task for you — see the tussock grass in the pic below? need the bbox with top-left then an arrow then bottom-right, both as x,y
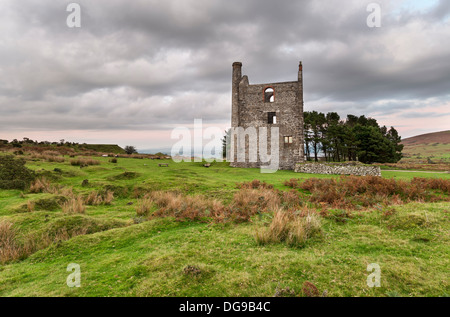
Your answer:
29,178 -> 54,194
70,158 -> 101,167
0,221 -> 22,264
135,197 -> 153,216
29,178 -> 74,198
85,190 -> 114,206
62,196 -> 86,214
26,200 -> 35,213
148,191 -> 223,222
138,185 -> 301,223
255,209 -> 322,247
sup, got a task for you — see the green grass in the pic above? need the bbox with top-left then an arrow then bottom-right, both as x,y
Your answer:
402,142 -> 450,163
381,170 -> 450,180
0,155 -> 449,297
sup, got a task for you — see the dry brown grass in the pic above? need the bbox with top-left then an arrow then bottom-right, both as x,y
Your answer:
58,186 -> 74,197
136,184 -> 304,223
0,222 -> 37,264
29,178 -> 74,198
237,180 -> 274,190
284,176 -> 450,210
62,196 -> 86,214
232,188 -> 281,211
0,221 -> 21,264
222,188 -> 281,223
45,155 -> 65,163
84,190 -> 114,206
29,177 -> 54,193
26,200 -> 35,213
135,197 -> 153,216
0,220 -> 90,264
29,151 -> 65,163
70,158 -> 101,167
255,209 -> 322,247
302,281 -> 321,297
149,191 -> 223,222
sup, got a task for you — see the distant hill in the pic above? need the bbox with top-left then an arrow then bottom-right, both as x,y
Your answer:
139,148 -> 172,155
401,130 -> 450,163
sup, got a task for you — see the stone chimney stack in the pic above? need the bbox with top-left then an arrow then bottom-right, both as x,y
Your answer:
232,62 -> 242,127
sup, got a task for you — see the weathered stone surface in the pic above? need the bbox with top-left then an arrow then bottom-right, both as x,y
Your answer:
230,62 -> 305,170
294,162 -> 381,176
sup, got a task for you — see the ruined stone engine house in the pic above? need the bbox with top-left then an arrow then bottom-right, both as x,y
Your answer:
230,62 -> 305,170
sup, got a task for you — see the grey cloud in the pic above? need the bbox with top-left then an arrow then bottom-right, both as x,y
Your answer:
400,111 -> 450,119
0,0 -> 449,135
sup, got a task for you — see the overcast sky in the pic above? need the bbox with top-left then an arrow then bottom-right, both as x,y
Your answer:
0,0 -> 449,150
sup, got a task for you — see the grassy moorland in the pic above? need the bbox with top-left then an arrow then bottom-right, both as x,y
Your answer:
0,152 -> 449,297
401,130 -> 450,163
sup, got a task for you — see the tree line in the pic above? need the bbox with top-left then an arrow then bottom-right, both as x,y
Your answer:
0,137 -> 80,148
304,111 -> 403,164
222,112 -> 403,164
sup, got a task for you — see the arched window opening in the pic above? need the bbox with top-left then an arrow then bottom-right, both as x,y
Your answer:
264,88 -> 274,103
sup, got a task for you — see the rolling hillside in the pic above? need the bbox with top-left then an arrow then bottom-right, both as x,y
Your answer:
401,130 -> 450,163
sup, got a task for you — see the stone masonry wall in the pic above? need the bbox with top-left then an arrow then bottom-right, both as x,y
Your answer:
294,162 -> 381,176
230,62 -> 304,170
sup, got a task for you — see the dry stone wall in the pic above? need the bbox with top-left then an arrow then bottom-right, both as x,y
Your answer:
294,162 -> 381,176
